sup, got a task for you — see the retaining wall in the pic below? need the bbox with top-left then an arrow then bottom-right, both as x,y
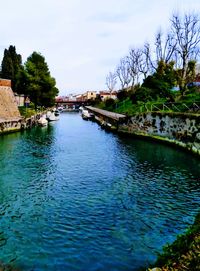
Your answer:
0,79 -> 21,120
118,112 -> 200,155
0,113 -> 45,135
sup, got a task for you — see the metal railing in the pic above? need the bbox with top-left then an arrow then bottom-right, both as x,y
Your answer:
139,102 -> 200,113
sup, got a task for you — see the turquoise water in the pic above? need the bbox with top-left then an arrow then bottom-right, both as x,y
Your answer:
0,112 -> 199,271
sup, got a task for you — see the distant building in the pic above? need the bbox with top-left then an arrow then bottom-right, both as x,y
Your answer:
56,90 -> 97,103
76,94 -> 84,101
99,91 -> 117,101
84,91 -> 97,101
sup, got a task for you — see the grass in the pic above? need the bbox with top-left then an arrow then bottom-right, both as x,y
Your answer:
18,106 -> 36,118
95,95 -> 200,116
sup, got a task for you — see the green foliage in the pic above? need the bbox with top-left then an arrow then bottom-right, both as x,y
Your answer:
18,106 -> 36,118
156,61 -> 177,88
140,61 -> 176,102
15,66 -> 29,95
154,212 -> 200,270
1,45 -> 23,91
105,98 -> 116,108
25,52 -> 58,108
176,60 -> 197,95
0,46 -> 59,109
131,87 -> 157,103
117,89 -> 130,100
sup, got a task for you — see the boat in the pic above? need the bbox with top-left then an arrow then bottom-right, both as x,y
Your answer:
57,106 -> 64,113
79,106 -> 84,112
46,110 -> 59,122
81,109 -> 93,120
38,115 -> 48,127
54,109 -> 60,116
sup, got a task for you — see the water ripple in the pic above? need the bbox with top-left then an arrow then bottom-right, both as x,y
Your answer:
0,113 -> 199,271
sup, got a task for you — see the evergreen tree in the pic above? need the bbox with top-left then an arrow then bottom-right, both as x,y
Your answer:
1,45 -> 23,91
25,52 -> 58,108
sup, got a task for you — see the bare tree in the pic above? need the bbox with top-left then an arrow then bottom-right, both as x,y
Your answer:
141,42 -> 155,76
155,29 -> 177,64
171,13 -> 200,92
106,71 -> 117,92
116,57 -> 131,90
127,47 -> 143,87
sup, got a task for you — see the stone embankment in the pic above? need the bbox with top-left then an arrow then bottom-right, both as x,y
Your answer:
0,78 -> 46,135
0,79 -> 21,121
0,113 -> 46,135
118,111 -> 200,156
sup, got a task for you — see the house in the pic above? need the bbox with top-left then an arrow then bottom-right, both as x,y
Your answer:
99,91 -> 117,101
84,91 -> 97,101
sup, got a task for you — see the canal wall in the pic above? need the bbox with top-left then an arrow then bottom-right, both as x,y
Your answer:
118,112 -> 200,155
0,79 -> 21,120
0,78 -> 48,135
0,113 -> 46,135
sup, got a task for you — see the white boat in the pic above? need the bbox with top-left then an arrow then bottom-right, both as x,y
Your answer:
82,109 -> 93,120
57,106 -> 64,113
79,106 -> 84,112
46,110 -> 59,122
38,115 -> 48,127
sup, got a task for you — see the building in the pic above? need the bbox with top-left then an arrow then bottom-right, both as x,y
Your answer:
99,91 -> 118,101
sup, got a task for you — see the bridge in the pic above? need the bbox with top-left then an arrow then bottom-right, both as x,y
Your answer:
55,99 -> 88,110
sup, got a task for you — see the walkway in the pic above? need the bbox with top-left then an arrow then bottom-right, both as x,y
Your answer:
86,106 -> 126,121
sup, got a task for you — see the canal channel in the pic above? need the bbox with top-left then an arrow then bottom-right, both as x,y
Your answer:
0,112 -> 200,271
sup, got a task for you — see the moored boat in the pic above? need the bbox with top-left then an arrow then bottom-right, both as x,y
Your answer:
38,115 -> 48,127
46,109 -> 59,122
81,109 -> 93,120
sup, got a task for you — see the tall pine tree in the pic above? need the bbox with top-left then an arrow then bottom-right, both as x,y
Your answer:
1,45 -> 23,91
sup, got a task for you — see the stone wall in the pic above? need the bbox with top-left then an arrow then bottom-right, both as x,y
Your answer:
118,112 -> 200,155
0,79 -> 21,120
0,112 -> 45,135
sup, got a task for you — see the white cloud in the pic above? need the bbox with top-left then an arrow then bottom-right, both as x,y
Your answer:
0,0 -> 200,95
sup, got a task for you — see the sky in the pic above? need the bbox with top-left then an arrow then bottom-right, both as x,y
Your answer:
0,0 -> 200,95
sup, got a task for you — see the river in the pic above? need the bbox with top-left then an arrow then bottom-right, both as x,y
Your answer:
0,112 -> 199,271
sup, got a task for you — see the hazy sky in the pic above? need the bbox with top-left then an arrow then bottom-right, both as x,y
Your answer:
0,0 -> 199,95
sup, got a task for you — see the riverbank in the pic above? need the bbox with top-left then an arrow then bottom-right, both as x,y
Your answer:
148,211 -> 200,271
0,112 -> 47,135
118,111 -> 200,156
87,107 -> 200,156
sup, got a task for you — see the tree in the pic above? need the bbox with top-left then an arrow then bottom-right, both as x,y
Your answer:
127,47 -> 143,88
1,45 -> 23,91
171,13 -> 200,93
155,30 -> 177,64
116,57 -> 131,90
106,71 -> 117,92
140,60 -> 176,101
14,65 -> 29,95
25,52 -> 58,108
